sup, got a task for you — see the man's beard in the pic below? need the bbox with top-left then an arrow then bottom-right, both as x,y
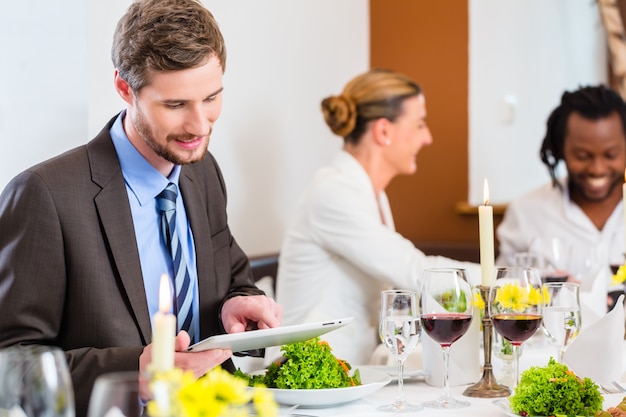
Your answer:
568,174 -> 622,202
133,107 -> 209,165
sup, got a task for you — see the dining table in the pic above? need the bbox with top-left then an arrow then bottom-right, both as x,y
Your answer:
276,335 -> 626,417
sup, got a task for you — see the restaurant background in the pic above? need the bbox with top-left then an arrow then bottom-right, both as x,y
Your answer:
0,0 -> 611,260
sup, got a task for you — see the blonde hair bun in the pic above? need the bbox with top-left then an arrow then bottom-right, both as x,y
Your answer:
321,95 -> 357,137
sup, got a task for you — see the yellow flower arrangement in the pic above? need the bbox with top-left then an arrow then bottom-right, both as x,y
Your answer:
147,366 -> 278,417
472,291 -> 485,311
494,283 -> 548,312
611,264 -> 626,287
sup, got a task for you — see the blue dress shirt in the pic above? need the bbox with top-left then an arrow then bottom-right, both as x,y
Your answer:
109,112 -> 200,342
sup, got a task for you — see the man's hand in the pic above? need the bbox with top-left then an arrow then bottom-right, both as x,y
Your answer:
221,295 -> 283,334
138,331 -> 232,401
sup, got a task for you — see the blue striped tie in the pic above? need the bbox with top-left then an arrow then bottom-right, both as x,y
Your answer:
157,183 -> 195,343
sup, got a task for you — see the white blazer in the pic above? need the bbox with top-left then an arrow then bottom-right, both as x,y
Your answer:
276,151 -> 480,365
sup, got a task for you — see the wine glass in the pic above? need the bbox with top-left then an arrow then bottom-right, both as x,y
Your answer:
0,345 -> 75,417
541,282 -> 581,363
492,329 -> 517,388
567,244 -> 600,286
513,252 -> 543,270
529,237 -> 570,283
490,266 -> 543,387
87,372 -> 141,417
419,268 -> 474,409
378,289 -> 422,413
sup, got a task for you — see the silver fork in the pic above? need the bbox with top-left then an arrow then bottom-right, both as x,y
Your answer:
253,403 -> 316,417
280,404 -> 300,415
612,380 -> 626,393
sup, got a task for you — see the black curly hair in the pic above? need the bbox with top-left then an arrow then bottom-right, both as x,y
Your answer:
540,85 -> 626,188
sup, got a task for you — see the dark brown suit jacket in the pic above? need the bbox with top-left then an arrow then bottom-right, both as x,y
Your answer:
0,115 -> 263,416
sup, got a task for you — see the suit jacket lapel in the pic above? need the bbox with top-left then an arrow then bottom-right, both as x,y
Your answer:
87,119 -> 152,343
179,168 -> 216,339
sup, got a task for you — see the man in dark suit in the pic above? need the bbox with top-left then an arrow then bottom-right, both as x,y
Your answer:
0,0 -> 282,415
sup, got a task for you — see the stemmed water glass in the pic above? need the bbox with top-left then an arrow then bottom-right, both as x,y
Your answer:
490,266 -> 544,387
541,282 -> 581,363
378,289 -> 422,413
87,371 -> 142,417
419,268 -> 474,409
0,345 -> 75,417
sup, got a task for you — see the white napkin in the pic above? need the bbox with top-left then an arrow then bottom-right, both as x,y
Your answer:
563,294 -> 624,388
420,313 -> 481,387
578,266 -> 611,326
5,406 -> 28,417
369,303 -> 482,386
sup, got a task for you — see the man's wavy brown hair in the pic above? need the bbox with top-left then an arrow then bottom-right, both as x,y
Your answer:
111,0 -> 226,92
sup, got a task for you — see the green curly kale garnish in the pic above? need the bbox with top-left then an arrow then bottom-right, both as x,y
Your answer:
510,358 -> 602,417
236,337 -> 361,389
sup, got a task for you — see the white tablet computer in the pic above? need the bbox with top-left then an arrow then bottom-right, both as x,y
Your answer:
187,317 -> 353,353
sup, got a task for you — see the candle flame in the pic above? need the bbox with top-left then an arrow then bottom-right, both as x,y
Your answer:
483,178 -> 490,205
624,168 -> 626,182
159,274 -> 172,313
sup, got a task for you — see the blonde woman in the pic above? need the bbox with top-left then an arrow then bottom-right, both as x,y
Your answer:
276,69 -> 480,365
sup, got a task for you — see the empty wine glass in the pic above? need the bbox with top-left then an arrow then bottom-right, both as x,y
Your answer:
513,252 -> 543,270
378,289 -> 422,413
541,282 -> 581,363
490,266 -> 543,388
87,372 -> 141,417
419,268 -> 474,409
0,345 -> 75,417
567,244 -> 600,286
529,237 -> 570,283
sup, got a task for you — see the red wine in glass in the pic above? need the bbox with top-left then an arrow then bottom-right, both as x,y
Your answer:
421,313 -> 472,346
540,274 -> 568,284
419,267 -> 474,409
491,314 -> 542,344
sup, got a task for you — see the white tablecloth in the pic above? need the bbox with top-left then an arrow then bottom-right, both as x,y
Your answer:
280,335 -> 626,417
287,387 -> 625,417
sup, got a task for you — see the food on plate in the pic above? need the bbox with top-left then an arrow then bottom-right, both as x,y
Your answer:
235,337 -> 361,389
509,358 -> 602,416
595,396 -> 626,416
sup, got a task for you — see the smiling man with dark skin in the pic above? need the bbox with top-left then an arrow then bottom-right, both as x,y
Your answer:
496,85 -> 626,312
564,110 -> 626,227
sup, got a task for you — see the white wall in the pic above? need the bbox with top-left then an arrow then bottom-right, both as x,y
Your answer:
0,0 -> 611,253
0,0 -> 88,193
2,0 -> 369,257
468,0 -> 607,205
203,2 -> 369,255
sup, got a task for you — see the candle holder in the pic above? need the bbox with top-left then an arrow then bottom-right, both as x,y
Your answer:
463,285 -> 511,398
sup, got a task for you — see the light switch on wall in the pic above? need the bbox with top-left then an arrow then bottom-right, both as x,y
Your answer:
500,94 -> 518,124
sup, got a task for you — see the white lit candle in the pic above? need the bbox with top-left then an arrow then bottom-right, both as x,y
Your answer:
623,169 -> 626,250
478,178 -> 495,286
151,274 -> 176,372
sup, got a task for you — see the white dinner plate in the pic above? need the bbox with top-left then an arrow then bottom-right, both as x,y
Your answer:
357,365 -> 425,381
493,398 -> 534,417
266,368 -> 391,407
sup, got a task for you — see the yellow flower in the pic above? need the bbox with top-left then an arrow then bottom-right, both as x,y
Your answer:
495,282 -> 528,311
147,366 -> 277,417
495,282 -> 544,312
472,291 -> 485,310
611,264 -> 626,287
527,286 -> 546,306
252,386 -> 279,417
